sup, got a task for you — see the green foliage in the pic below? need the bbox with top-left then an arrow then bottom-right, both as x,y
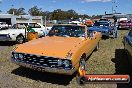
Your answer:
51,9 -> 79,20
7,8 -> 26,15
6,6 -> 102,20
28,6 -> 43,16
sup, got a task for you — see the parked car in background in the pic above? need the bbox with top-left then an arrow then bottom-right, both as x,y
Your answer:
0,22 -> 9,30
99,18 -> 109,21
118,20 -> 132,29
0,22 -> 52,43
123,29 -> 132,64
89,21 -> 117,38
85,20 -> 94,27
11,24 -> 101,76
69,21 -> 82,25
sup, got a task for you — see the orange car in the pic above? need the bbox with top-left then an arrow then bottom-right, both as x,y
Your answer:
85,20 -> 94,27
11,24 -> 101,75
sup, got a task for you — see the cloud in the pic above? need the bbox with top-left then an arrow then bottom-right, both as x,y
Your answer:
82,0 -> 112,2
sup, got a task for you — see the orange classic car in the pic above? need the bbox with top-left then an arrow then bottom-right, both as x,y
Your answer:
11,24 -> 101,75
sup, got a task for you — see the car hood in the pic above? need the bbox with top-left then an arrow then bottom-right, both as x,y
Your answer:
14,36 -> 85,59
89,26 -> 109,32
0,29 -> 24,34
89,26 -> 102,31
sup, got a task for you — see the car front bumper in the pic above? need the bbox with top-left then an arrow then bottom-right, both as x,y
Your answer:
102,32 -> 109,37
11,58 -> 76,75
0,34 -> 11,41
119,25 -> 131,29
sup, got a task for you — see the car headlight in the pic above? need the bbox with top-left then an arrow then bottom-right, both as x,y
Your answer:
6,34 -> 10,37
63,60 -> 70,67
14,53 -> 19,59
57,59 -> 63,66
19,54 -> 24,59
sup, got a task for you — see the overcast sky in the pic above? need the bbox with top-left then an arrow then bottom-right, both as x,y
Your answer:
0,0 -> 131,15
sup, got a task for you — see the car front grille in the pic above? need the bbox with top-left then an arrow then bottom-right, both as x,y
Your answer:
12,52 -> 72,70
0,34 -> 10,40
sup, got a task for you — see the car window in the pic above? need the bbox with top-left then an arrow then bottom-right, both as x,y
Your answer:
34,23 -> 41,28
12,23 -> 27,29
119,21 -> 127,23
48,25 -> 85,37
29,23 -> 35,28
94,21 -> 109,26
29,23 -> 41,28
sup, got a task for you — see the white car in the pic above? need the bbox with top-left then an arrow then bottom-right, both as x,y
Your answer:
0,22 -> 9,30
0,22 -> 52,43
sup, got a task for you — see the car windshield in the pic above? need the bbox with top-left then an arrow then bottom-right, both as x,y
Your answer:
12,23 -> 28,29
94,21 -> 109,26
48,25 -> 85,37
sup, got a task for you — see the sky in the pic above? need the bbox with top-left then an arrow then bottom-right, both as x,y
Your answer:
0,0 -> 131,16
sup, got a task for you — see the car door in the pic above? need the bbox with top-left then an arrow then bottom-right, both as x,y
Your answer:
85,30 -> 97,57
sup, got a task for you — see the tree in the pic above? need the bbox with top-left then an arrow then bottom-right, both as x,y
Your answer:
66,9 -> 78,19
28,6 -> 43,16
7,8 -> 26,15
16,8 -> 26,15
52,9 -> 64,20
51,9 -> 79,20
7,8 -> 17,15
42,11 -> 52,20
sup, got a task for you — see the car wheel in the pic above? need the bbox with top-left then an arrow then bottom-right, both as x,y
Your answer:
80,58 -> 86,69
76,58 -> 86,85
40,33 -> 45,38
94,42 -> 99,51
76,76 -> 86,85
16,35 -> 25,44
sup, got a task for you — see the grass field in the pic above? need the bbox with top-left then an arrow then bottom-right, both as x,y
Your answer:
0,30 -> 131,88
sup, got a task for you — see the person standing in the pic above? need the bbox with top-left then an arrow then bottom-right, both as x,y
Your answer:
113,16 -> 118,38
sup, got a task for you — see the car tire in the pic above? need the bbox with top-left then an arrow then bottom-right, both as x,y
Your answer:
76,57 -> 86,85
76,76 -> 86,85
79,58 -> 86,70
16,35 -> 25,44
94,42 -> 99,51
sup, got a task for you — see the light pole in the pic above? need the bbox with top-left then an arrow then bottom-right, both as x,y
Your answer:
112,0 -> 115,13
112,0 -> 118,14
0,1 -> 2,13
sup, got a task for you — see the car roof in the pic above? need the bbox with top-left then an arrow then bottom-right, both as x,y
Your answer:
16,22 -> 37,24
53,24 -> 86,27
96,21 -> 109,23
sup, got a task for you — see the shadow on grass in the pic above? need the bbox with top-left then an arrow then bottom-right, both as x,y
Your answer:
0,41 -> 16,46
102,36 -> 109,40
11,67 -> 75,86
117,28 -> 130,30
111,49 -> 132,88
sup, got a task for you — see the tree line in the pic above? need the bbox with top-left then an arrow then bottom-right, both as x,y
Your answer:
6,6 -> 102,20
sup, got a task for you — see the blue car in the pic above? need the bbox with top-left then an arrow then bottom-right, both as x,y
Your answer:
89,21 -> 117,38
123,29 -> 132,64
